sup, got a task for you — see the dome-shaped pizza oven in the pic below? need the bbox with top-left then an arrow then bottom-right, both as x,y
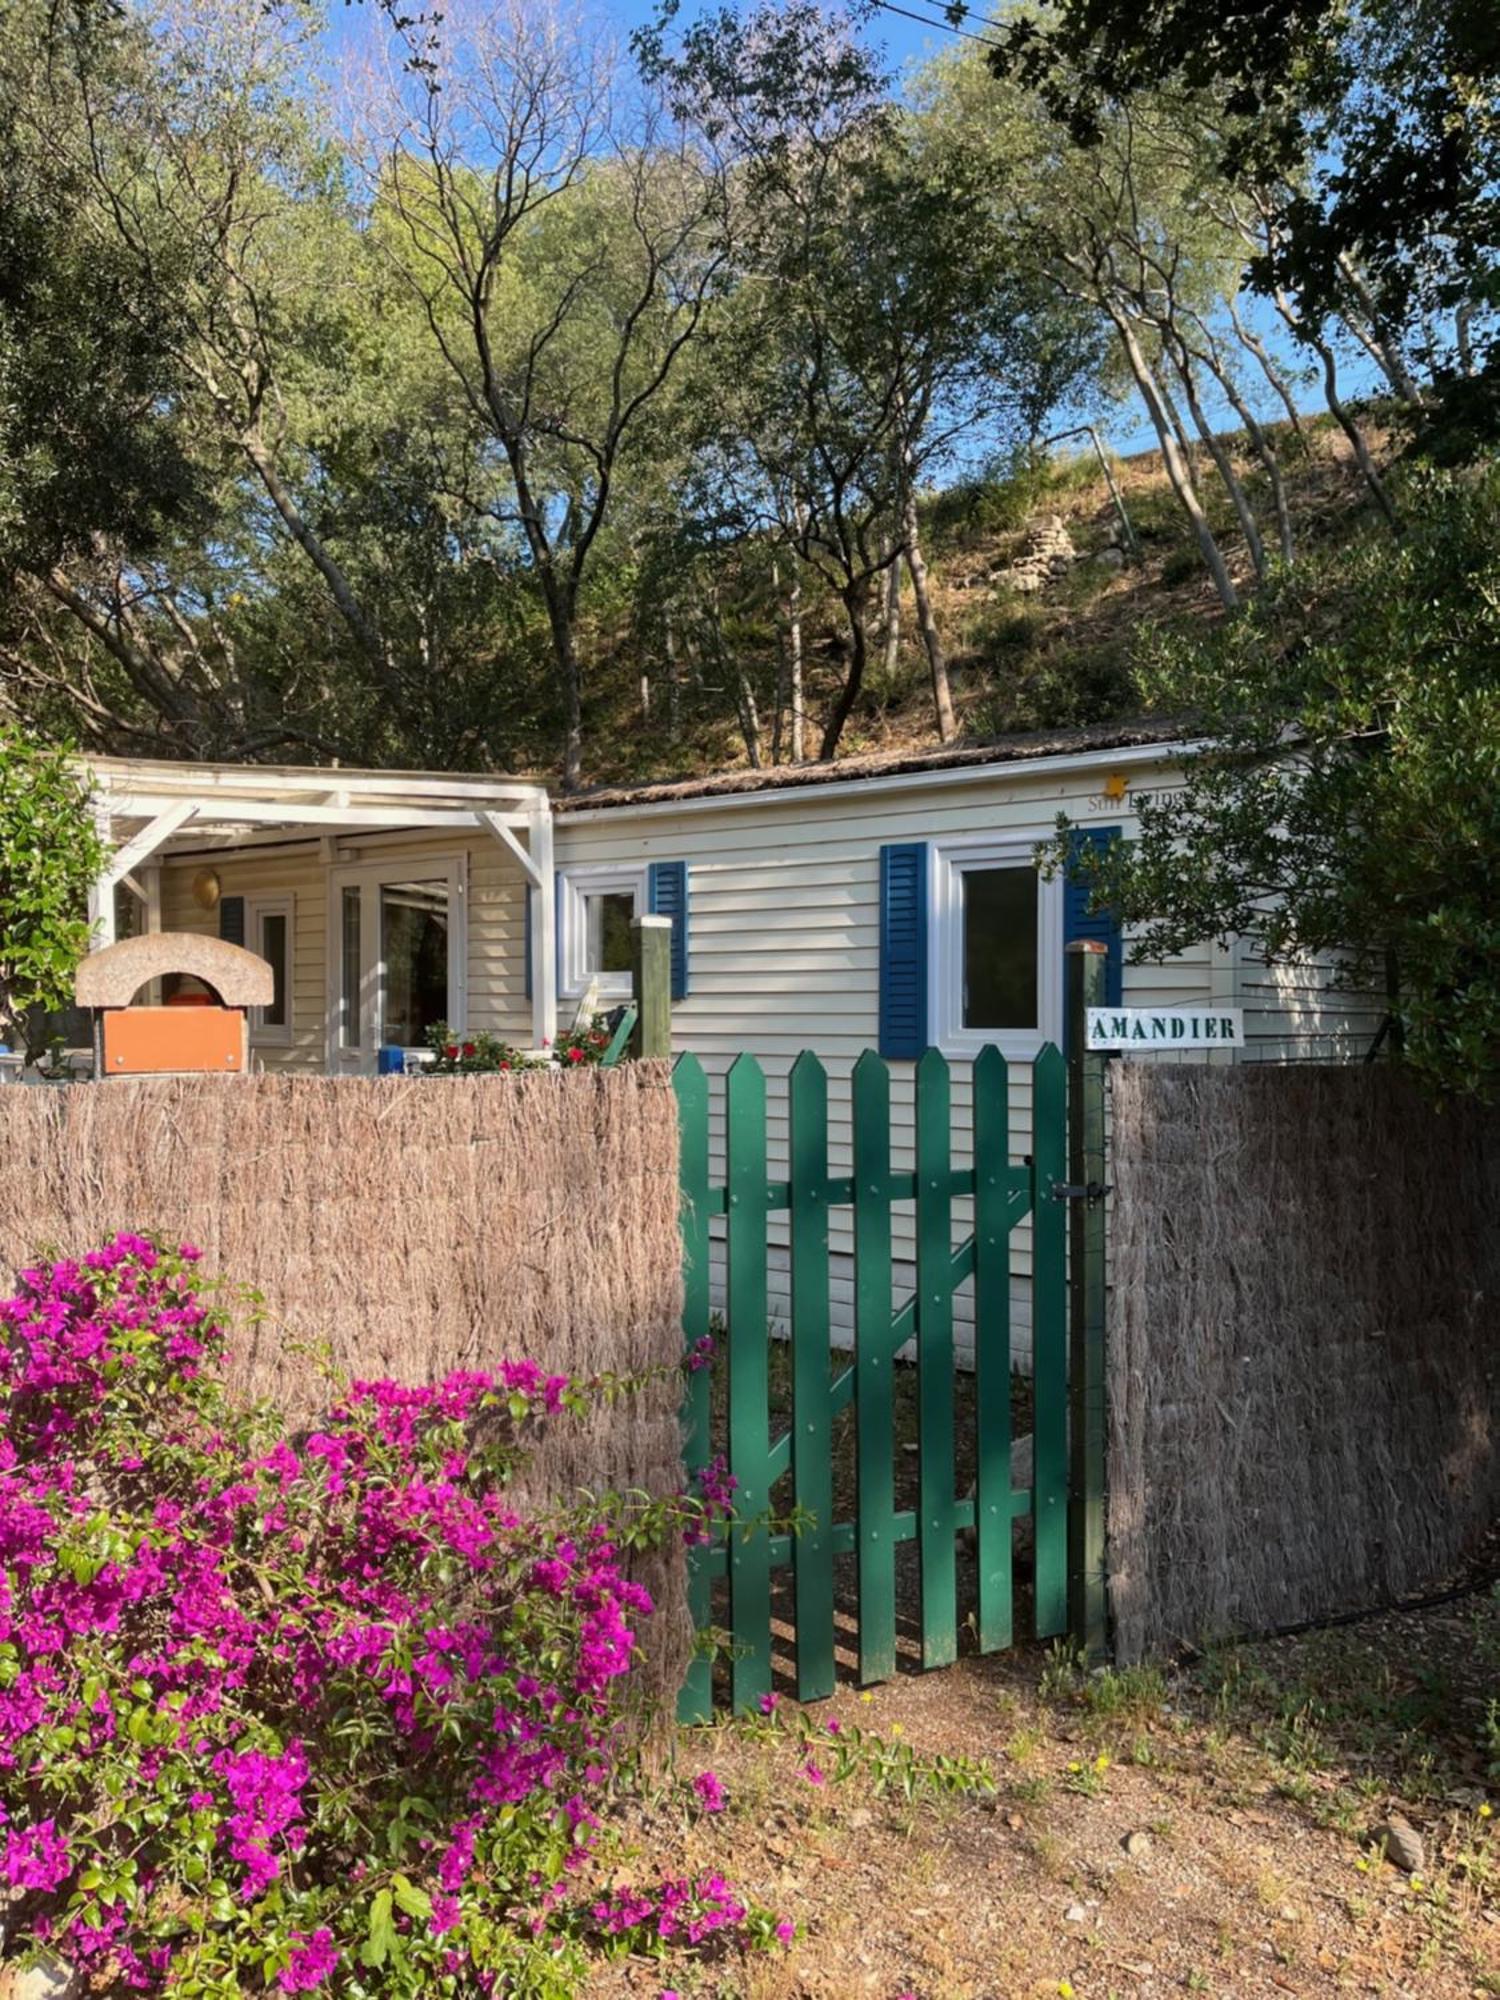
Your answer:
75,932 -> 274,1077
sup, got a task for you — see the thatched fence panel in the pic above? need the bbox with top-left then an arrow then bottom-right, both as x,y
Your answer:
1108,1064 -> 1500,1663
0,1066 -> 690,1708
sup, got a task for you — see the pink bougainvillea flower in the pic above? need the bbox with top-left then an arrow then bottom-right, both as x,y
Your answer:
691,1769 -> 726,1813
277,1928 -> 338,1992
0,1235 -> 775,1995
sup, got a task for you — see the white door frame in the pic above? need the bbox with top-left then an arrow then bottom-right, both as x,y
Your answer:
325,853 -> 468,1074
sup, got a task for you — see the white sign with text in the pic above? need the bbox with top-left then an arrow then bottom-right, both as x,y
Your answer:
1086,1006 -> 1245,1051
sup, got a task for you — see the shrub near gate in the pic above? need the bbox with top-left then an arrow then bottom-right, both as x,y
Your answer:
0,1237 -> 766,1996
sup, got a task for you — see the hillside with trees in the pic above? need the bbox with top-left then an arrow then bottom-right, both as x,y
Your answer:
0,0 -> 1493,790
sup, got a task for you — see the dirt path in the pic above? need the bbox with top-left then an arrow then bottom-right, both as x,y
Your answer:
594,1585 -> 1500,1999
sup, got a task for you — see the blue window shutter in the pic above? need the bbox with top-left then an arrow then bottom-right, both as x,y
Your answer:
218,895 -> 245,948
648,861 -> 690,1001
879,843 -> 928,1058
1064,826 -> 1123,1006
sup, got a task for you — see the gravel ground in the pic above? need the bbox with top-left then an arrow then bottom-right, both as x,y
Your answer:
590,1579 -> 1500,2000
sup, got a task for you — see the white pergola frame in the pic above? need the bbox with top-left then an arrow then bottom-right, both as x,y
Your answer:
82,757 -> 557,1051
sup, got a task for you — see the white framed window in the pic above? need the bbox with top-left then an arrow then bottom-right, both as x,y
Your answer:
559,864 -> 647,1000
325,855 -> 467,1072
930,836 -> 1060,1058
248,895 -> 294,1046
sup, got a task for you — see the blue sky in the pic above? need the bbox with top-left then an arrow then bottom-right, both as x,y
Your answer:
329,0 -> 1379,472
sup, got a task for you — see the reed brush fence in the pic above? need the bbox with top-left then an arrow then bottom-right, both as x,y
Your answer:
674,1042 -> 1073,1720
1107,1061 -> 1500,1662
0,1065 -> 694,1722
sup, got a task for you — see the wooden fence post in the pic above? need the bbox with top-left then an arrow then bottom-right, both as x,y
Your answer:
1065,939 -> 1110,1662
630,915 -> 673,1059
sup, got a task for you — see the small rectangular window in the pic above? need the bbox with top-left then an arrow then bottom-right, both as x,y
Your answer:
932,839 -> 1058,1055
249,897 -> 294,1046
340,887 -> 362,1050
260,913 -> 288,1027
588,891 -> 636,974
961,867 -> 1037,1030
559,866 -> 647,997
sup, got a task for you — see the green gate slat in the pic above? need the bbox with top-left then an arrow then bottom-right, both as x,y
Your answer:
696,1490 -> 1033,1576
673,1055 -> 714,1724
789,1051 -> 835,1700
915,1047 -> 957,1669
972,1045 -> 1014,1652
725,1054 -> 774,1711
852,1050 -> 897,1684
1031,1042 -> 1069,1637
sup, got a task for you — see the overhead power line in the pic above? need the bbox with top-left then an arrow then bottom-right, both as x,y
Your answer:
866,0 -> 1010,55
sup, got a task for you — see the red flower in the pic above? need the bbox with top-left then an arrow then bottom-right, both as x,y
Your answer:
443,1044 -> 459,1060
499,1061 -> 511,1071
566,1047 -> 585,1064
462,1042 -> 477,1058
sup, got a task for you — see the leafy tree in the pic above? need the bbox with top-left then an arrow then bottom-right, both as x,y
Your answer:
0,726 -> 104,1051
364,0 -> 731,790
0,0 -> 200,580
650,3 -> 1095,757
985,0 -> 1500,398
1054,462 -> 1500,1098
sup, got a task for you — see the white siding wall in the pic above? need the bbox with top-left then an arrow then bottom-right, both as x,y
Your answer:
552,757 -> 1201,1366
156,750 -> 1372,1363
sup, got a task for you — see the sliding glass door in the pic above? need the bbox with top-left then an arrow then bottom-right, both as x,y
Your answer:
328,858 -> 465,1072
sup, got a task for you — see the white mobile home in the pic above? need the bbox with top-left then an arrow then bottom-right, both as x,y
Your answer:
79,724 -> 1379,1358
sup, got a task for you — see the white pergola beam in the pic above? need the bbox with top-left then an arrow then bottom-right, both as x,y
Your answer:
101,801 -> 197,890
478,810 -> 543,887
107,799 -> 498,833
529,802 -> 556,1052
91,763 -> 547,807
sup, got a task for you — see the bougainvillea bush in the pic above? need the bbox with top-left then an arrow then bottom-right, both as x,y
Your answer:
0,1237 -> 763,1995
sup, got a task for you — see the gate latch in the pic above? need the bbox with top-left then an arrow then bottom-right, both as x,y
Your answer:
1049,1180 -> 1112,1205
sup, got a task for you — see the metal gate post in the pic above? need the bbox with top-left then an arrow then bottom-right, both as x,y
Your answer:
1065,940 -> 1110,1662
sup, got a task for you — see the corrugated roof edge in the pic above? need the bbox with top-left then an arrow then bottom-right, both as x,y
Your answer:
554,717 -> 1193,813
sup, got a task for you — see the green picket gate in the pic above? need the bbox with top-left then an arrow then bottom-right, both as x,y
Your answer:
674,1041 -> 1071,1721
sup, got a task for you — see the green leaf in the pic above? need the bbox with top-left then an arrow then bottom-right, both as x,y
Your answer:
359,1887 -> 396,1969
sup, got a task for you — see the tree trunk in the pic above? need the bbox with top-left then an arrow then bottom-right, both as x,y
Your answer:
1270,287 -> 1398,529
1189,326 -> 1296,565
736,671 -> 764,768
1152,358 -> 1196,464
241,431 -> 390,684
1456,304 -> 1479,378
1334,252 -> 1424,404
1107,303 -> 1239,610
902,487 -> 955,741
538,585 -> 584,790
1164,336 -> 1269,582
1226,295 -> 1306,439
818,580 -> 871,761
787,564 -> 805,763
771,560 -> 788,765
664,610 -> 680,735
880,546 -> 902,684
712,585 -> 762,768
